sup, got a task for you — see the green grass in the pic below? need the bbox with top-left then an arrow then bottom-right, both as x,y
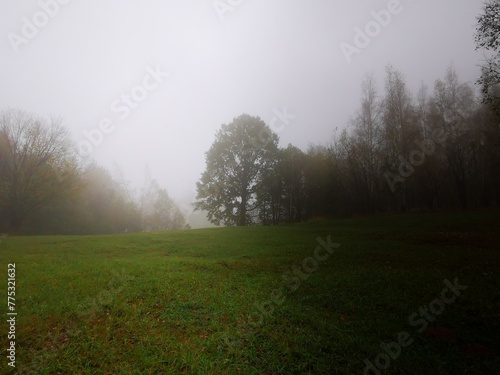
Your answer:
0,210 -> 499,374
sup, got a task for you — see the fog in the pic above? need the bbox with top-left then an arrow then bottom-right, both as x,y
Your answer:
0,0 -> 486,211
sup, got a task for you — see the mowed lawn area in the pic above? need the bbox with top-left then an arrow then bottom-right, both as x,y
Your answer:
0,210 -> 499,374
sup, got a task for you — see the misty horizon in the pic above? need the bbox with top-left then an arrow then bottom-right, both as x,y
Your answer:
1,0 -> 487,213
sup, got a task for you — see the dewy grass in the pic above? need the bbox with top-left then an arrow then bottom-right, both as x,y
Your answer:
0,210 -> 498,374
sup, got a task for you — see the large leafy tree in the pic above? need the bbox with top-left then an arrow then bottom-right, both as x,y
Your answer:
476,0 -> 500,114
194,114 -> 279,226
0,109 -> 81,234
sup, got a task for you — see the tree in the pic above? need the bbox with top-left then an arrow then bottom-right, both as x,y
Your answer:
0,109 -> 81,234
347,73 -> 383,213
79,164 -> 142,234
303,145 -> 336,218
140,178 -> 189,231
279,145 -> 307,222
412,83 -> 442,209
432,67 -> 478,209
255,151 -> 283,225
381,66 -> 418,211
194,114 -> 279,226
476,0 -> 500,114
254,145 -> 308,225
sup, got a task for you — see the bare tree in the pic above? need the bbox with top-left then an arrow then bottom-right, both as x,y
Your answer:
351,73 -> 383,212
432,67 -> 478,208
0,109 -> 81,234
381,66 -> 417,211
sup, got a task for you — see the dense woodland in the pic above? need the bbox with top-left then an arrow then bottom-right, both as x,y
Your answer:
1,66 -> 498,234
194,66 -> 500,226
0,119 -> 189,235
1,2 -> 499,234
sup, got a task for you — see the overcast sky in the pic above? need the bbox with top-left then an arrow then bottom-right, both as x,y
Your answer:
0,0 -> 487,210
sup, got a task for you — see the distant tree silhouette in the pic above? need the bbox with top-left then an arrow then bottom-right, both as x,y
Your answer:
0,109 -> 81,234
194,114 -> 278,226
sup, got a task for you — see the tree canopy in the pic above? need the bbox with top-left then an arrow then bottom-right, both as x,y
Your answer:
0,109 -> 81,233
196,65 -> 500,226
0,109 -> 188,235
194,114 -> 279,226
476,0 -> 500,113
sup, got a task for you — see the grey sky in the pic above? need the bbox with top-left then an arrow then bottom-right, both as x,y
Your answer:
0,0 -> 486,209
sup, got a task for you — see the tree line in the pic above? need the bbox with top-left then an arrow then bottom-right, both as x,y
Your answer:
0,110 -> 189,235
1,2 -> 498,232
194,3 -> 500,225
194,65 -> 499,225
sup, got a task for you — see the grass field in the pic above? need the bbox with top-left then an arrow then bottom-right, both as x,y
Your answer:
0,210 -> 499,374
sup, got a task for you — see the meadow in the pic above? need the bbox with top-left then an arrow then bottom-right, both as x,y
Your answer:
0,210 -> 499,374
